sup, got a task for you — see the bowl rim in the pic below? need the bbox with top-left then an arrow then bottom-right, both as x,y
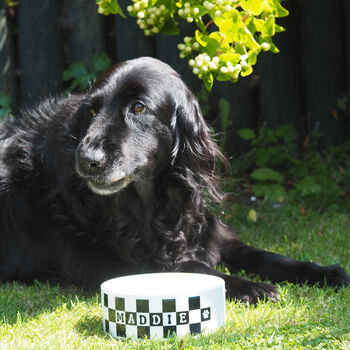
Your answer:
101,272 -> 225,297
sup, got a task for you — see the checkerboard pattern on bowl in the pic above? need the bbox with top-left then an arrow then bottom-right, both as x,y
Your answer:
103,294 -> 213,338
101,273 -> 225,339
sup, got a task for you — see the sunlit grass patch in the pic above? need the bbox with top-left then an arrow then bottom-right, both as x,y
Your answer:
1,201 -> 349,349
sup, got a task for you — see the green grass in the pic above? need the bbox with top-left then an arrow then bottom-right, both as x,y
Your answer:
1,201 -> 349,349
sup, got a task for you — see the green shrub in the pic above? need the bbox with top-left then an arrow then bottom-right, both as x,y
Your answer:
237,124 -> 350,205
63,53 -> 111,92
0,92 -> 12,120
96,0 -> 289,90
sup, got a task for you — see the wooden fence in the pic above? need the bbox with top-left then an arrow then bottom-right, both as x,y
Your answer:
1,0 -> 349,155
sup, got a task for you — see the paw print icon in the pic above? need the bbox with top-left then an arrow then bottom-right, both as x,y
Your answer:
201,308 -> 210,321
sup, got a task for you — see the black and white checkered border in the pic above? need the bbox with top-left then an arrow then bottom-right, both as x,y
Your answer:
103,294 -> 211,338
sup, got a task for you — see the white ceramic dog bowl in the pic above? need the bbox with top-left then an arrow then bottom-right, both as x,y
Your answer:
101,272 -> 225,339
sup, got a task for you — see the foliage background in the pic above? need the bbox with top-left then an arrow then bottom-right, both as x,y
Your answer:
1,0 -> 350,155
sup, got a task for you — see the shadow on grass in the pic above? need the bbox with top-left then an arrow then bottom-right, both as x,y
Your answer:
0,280 -> 98,325
75,313 -> 106,338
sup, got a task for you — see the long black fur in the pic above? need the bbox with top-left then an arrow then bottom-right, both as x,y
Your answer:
0,57 -> 349,303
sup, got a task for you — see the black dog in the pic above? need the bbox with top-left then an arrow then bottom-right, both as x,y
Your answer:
0,57 -> 349,303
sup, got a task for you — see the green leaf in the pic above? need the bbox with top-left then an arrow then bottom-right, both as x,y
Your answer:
209,32 -> 229,49
237,24 -> 260,49
112,1 -> 125,18
158,0 -> 174,10
203,72 -> 214,91
275,24 -> 286,33
251,167 -> 283,183
291,163 -> 308,178
75,75 -> 91,90
268,0 -> 289,17
96,0 -> 126,18
238,128 -> 256,140
96,0 -> 125,17
215,18 -> 238,43
160,18 -> 180,35
245,16 -> 256,36
215,18 -> 257,48
195,5 -> 208,17
276,124 -> 297,143
248,49 -> 259,65
241,64 -> 253,76
262,15 -> 275,38
195,18 -> 206,32
92,53 -> 111,72
270,41 -> 280,53
0,92 -> 11,107
276,124 -> 289,137
195,30 -> 208,47
253,183 -> 286,202
294,176 -> 321,196
216,72 -> 231,81
247,209 -> 258,222
234,43 -> 247,55
240,0 -> 271,16
0,92 -> 11,119
254,18 -> 265,32
269,184 -> 287,202
63,63 -> 87,81
219,53 -> 241,64
255,148 -> 271,166
194,31 -> 222,55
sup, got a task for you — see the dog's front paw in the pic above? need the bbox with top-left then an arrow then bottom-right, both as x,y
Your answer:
323,264 -> 350,289
225,277 -> 278,304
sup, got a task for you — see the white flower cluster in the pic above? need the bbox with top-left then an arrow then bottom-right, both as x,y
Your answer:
177,2 -> 200,23
178,47 -> 252,81
177,34 -> 252,81
177,36 -> 200,59
127,0 -> 168,35
189,54 -> 220,78
203,0 -> 239,16
219,54 -> 249,80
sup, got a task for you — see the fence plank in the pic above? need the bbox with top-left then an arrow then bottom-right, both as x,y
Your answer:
62,0 -> 105,67
257,0 -> 303,134
344,0 -> 350,97
17,0 -> 62,107
299,0 -> 347,145
114,0 -> 154,62
0,5 -> 16,99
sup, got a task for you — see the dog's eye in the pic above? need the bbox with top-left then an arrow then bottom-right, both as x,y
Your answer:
131,102 -> 146,114
90,108 -> 96,117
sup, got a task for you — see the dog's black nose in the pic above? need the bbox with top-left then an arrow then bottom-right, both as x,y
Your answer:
78,149 -> 106,176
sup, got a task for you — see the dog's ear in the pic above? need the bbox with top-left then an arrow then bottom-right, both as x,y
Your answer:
170,89 -> 226,202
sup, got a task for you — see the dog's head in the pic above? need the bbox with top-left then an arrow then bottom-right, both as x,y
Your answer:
74,57 -> 223,199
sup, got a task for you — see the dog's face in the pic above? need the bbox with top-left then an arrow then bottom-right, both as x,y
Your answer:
75,57 -> 186,195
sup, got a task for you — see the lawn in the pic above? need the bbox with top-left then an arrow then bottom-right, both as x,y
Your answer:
1,200 -> 349,349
